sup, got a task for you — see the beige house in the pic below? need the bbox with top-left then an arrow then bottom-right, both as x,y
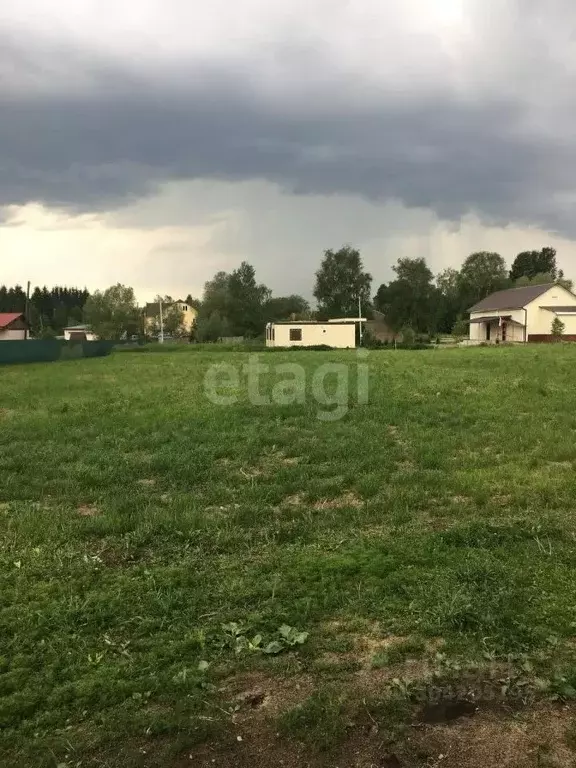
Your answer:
144,300 -> 198,337
468,283 -> 576,343
266,320 -> 357,348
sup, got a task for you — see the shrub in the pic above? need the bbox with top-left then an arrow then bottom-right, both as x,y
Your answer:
551,317 -> 565,341
401,326 -> 416,345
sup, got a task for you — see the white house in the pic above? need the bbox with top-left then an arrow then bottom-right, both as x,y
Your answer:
63,324 -> 97,341
265,320 -> 357,348
468,283 -> 576,343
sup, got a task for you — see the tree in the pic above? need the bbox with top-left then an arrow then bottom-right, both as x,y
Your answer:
452,317 -> 469,340
314,246 -> 372,319
83,284 -> 140,339
510,247 -> 557,282
0,284 -> 89,335
163,305 -> 186,338
551,316 -> 565,341
195,311 -> 230,342
146,303 -> 185,338
226,262 -> 271,336
263,295 -> 310,322
195,263 -> 270,338
558,275 -> 574,291
374,257 -> 439,334
458,252 -> 509,310
515,272 -> 555,287
436,268 -> 461,334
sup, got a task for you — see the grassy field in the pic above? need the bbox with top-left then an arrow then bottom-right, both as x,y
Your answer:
2,345 -> 576,767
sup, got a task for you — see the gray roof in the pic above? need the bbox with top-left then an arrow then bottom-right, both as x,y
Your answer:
144,302 -> 171,317
469,283 -> 555,313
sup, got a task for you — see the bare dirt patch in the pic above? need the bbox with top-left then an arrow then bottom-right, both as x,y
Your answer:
178,688 -> 576,768
77,504 -> 100,517
405,703 -> 576,768
221,671 -> 315,721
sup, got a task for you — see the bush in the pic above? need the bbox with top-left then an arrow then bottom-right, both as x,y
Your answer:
401,326 -> 416,345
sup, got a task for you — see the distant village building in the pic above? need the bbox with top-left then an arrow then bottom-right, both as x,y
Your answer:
63,325 -> 97,341
144,300 -> 197,337
0,313 -> 29,341
265,319 -> 360,348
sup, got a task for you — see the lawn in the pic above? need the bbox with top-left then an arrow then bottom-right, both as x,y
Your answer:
2,345 -> 576,767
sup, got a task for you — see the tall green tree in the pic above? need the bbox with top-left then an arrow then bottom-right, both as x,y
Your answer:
510,247 -> 558,282
458,252 -> 509,309
195,263 -> 271,338
195,311 -> 231,342
83,284 -> 140,339
226,262 -> 271,336
374,257 -> 438,334
436,268 -> 461,334
263,295 -> 310,322
314,246 -> 372,319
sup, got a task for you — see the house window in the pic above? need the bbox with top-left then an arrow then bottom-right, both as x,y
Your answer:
289,328 -> 302,341
182,305 -> 188,312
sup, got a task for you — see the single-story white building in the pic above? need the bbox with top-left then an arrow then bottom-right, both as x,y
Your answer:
468,282 -> 576,343
265,320 -> 358,348
0,313 -> 29,340
63,324 -> 97,341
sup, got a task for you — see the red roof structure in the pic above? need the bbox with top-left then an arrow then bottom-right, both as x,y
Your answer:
0,313 -> 25,329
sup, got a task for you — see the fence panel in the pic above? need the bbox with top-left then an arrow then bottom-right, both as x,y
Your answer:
0,340 -> 115,365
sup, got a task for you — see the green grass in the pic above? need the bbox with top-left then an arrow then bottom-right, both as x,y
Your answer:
2,344 -> 576,765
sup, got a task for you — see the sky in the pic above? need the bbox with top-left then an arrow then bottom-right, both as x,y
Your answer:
1,0 -> 576,302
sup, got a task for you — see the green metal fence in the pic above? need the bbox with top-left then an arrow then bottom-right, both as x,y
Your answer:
0,340 -> 115,365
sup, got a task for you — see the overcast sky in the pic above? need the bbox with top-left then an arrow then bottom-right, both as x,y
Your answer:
1,0 -> 576,302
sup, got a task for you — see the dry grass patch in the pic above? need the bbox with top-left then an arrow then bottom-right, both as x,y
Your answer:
406,703 -> 576,768
313,492 -> 364,511
77,504 -> 100,517
283,493 -> 305,507
221,671 -> 315,721
136,478 -> 156,487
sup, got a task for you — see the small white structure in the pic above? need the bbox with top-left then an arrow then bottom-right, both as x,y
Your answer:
265,320 -> 357,348
63,324 -> 97,341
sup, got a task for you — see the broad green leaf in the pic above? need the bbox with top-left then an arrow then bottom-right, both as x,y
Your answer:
263,641 -> 284,655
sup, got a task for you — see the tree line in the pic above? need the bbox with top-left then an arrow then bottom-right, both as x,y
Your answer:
0,245 -> 570,339
0,285 -> 89,337
374,246 -> 571,335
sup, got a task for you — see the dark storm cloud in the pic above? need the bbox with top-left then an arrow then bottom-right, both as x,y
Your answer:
1,18 -> 576,236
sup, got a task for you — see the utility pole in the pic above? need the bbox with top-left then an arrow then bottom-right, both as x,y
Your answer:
25,281 -> 30,340
159,298 -> 164,344
358,294 -> 363,346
